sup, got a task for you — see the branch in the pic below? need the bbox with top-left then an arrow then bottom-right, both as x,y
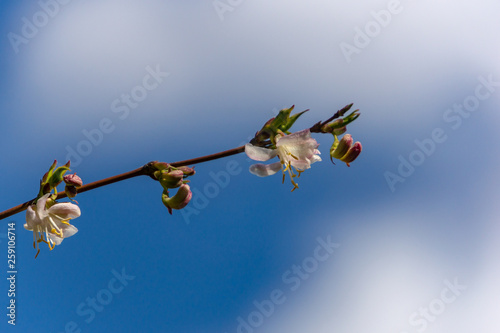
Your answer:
0,145 -> 245,221
0,103 -> 356,221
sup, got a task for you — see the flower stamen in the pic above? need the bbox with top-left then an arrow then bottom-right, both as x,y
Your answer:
47,216 -> 62,235
51,228 -> 63,237
280,160 -> 299,191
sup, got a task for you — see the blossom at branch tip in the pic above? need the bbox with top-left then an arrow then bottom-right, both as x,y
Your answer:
24,193 -> 81,258
245,129 -> 321,191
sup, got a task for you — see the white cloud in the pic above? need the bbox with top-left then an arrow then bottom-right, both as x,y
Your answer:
258,183 -> 500,332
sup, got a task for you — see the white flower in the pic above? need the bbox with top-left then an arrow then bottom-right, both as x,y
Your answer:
245,129 -> 321,191
24,193 -> 81,258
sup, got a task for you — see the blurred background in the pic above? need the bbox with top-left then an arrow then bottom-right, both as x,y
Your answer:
1,0 -> 499,332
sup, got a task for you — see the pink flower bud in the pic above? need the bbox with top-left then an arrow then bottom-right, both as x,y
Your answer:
63,173 -> 83,187
152,162 -> 170,171
65,185 -> 78,198
177,166 -> 195,176
340,141 -> 362,167
330,134 -> 353,159
159,170 -> 184,189
162,184 -> 192,214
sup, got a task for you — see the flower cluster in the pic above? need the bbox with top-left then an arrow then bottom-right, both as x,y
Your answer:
245,104 -> 362,189
24,160 -> 83,258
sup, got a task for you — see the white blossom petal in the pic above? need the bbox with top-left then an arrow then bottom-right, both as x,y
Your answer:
62,224 -> 78,238
47,234 -> 64,246
276,129 -> 315,146
310,154 -> 322,164
47,224 -> 78,245
24,206 -> 38,230
36,193 -> 51,219
48,202 -> 81,220
245,143 -> 278,161
291,160 -> 311,171
249,162 -> 282,177
277,130 -> 319,162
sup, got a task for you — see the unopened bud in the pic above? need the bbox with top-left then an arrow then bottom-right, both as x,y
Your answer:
177,166 -> 195,176
159,170 -> 184,189
63,173 -> 83,187
330,134 -> 353,160
321,119 -> 343,133
332,126 -> 347,135
65,185 -> 78,198
340,142 -> 362,167
338,103 -> 354,117
322,119 -> 348,136
321,106 -> 360,135
153,162 -> 170,171
162,184 -> 192,214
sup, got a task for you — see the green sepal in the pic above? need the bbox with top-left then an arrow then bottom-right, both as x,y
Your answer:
340,110 -> 360,127
329,135 -> 340,161
321,110 -> 360,134
270,105 -> 294,130
278,109 -> 308,133
161,189 -> 173,215
43,160 -> 58,183
48,165 -> 71,188
253,106 -> 309,146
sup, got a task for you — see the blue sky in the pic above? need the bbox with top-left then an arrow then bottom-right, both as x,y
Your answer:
1,1 -> 500,332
